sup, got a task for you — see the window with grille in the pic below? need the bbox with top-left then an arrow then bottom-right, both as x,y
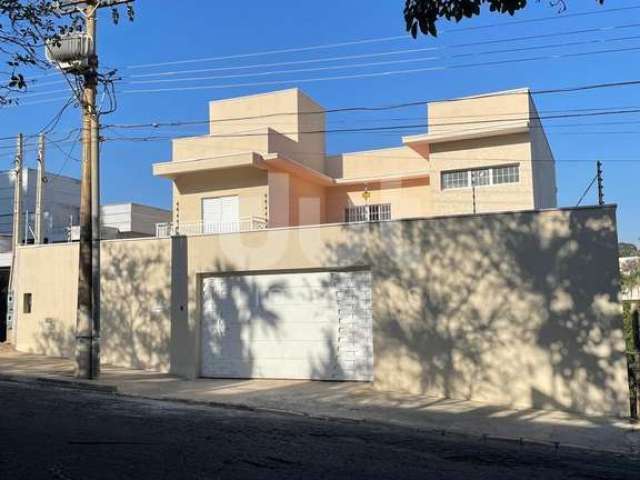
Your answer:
345,203 -> 391,223
441,170 -> 469,190
441,164 -> 520,190
492,165 -> 520,184
471,168 -> 491,186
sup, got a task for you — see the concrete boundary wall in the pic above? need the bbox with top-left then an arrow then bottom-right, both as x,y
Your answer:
13,206 -> 628,416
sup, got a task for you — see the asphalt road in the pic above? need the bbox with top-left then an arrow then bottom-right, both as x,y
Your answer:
0,381 -> 638,479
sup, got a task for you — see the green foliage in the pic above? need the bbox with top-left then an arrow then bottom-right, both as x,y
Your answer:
0,1 -> 80,105
404,0 -> 606,37
620,242 -> 639,258
623,302 -> 636,352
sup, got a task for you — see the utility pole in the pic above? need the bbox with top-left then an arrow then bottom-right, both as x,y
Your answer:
35,134 -> 46,244
6,134 -> 24,341
596,160 -> 604,206
48,0 -> 134,378
12,134 -> 24,249
75,0 -> 99,379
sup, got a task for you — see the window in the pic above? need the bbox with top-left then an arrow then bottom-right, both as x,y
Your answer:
23,293 -> 32,314
471,168 -> 491,186
441,170 -> 469,190
345,204 -> 391,223
441,165 -> 520,190
493,165 -> 520,184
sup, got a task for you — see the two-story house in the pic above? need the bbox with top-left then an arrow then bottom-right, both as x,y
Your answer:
153,88 -> 556,235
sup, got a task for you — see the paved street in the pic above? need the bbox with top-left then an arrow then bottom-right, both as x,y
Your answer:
0,381 -> 638,479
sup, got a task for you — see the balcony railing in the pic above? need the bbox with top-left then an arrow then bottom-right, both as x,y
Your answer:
345,203 -> 392,223
156,216 -> 268,238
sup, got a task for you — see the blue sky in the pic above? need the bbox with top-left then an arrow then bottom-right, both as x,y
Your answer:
1,0 -> 639,243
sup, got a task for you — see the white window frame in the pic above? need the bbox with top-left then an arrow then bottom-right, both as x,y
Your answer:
441,164 -> 520,191
345,203 -> 392,223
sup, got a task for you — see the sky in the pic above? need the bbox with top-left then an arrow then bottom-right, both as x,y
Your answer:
1,0 -> 639,243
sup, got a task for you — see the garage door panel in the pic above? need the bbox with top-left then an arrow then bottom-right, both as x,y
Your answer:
200,270 -> 373,381
215,327 -> 339,343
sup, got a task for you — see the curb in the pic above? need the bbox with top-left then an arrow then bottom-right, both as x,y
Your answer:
119,392 -> 638,457
0,373 -> 118,393
1,371 -> 637,457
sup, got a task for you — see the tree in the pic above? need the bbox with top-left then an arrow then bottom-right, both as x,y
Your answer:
0,1 -> 79,105
404,0 -> 606,37
620,242 -> 639,258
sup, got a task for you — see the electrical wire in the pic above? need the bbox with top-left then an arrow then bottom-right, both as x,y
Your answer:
130,24 -> 640,83
126,5 -> 640,70
101,79 -> 640,130
123,44 -> 640,94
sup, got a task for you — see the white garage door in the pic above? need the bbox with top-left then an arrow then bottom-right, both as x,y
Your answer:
200,270 -> 373,381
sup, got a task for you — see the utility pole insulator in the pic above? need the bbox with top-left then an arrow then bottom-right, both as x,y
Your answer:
596,160 -> 604,206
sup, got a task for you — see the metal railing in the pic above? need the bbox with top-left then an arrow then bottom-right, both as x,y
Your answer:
155,216 -> 268,238
345,203 -> 392,223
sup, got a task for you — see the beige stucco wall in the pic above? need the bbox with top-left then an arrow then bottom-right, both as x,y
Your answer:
165,206 -> 626,416
428,133 -> 535,216
428,89 -> 531,133
14,242 -> 79,358
325,178 -> 431,223
208,89 -> 326,173
326,146 -> 428,180
529,95 -> 558,210
173,168 -> 269,225
14,238 -> 173,373
13,205 -> 624,416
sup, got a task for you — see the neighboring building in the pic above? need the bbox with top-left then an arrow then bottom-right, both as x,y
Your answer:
621,256 -> 640,301
0,168 -> 81,245
70,203 -> 171,240
153,88 -> 557,236
0,169 -> 170,244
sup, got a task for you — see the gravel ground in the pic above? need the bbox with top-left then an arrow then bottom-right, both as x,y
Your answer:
0,380 -> 638,479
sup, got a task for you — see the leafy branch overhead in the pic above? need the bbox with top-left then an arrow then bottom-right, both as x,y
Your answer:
0,0 -> 81,105
0,1 -> 133,106
404,0 -> 606,37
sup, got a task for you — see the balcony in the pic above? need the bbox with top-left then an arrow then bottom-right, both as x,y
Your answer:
155,216 -> 268,238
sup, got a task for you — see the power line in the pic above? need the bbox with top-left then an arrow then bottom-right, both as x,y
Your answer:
129,34 -> 640,86
129,22 -> 640,83
7,80 -> 640,146
126,5 -> 640,71
102,79 -> 640,130
123,45 -> 640,94
101,107 -> 640,139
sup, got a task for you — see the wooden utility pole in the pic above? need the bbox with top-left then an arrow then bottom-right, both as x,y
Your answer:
75,0 -> 99,379
48,0 -> 134,378
35,134 -> 46,244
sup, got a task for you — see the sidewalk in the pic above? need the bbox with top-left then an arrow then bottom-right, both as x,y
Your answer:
0,347 -> 638,455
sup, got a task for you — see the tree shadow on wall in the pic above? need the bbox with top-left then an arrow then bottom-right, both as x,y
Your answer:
200,260 -> 287,379
33,317 -> 75,359
321,208 -> 628,417
100,241 -> 172,372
